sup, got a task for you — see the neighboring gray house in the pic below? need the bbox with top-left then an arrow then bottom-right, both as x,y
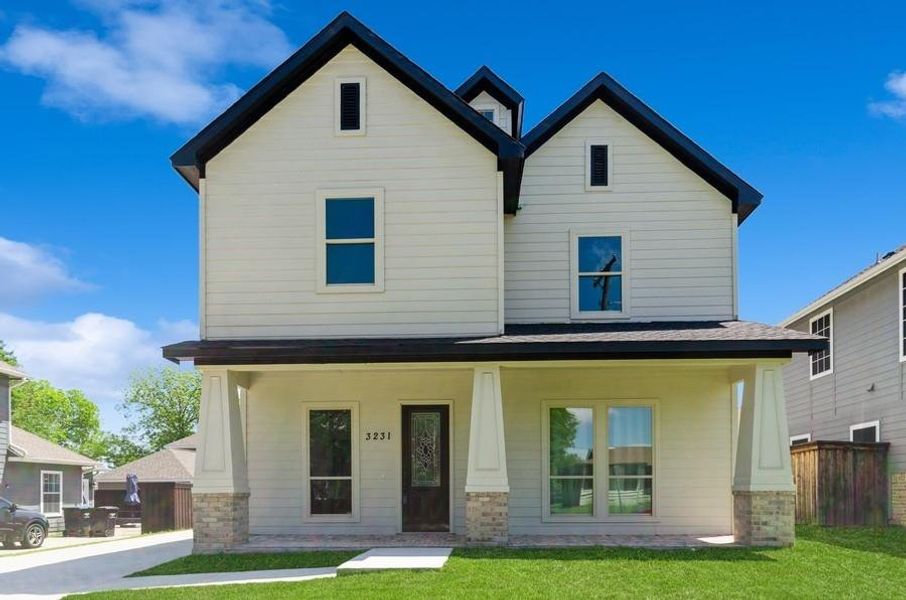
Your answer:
781,245 -> 906,525
0,361 -> 27,489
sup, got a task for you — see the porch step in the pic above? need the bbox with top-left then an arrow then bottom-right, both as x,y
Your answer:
336,547 -> 452,575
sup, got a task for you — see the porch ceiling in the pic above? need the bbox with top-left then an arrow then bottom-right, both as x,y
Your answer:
163,320 -> 826,366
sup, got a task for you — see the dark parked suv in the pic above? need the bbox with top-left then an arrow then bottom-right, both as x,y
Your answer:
0,496 -> 49,549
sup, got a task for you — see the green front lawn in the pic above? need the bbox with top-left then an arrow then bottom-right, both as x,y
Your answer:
75,526 -> 906,599
129,550 -> 360,576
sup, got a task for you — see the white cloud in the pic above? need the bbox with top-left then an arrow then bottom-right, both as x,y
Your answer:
869,71 -> 906,120
0,0 -> 292,124
0,237 -> 89,307
0,312 -> 197,429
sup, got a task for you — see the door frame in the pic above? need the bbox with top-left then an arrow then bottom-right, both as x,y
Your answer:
396,399 -> 454,533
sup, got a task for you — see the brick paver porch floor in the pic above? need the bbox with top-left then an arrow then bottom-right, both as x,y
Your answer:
230,533 -> 736,553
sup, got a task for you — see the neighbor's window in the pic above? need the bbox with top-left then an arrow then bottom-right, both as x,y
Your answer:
585,140 -> 611,190
335,77 -> 365,134
850,421 -> 879,443
572,233 -> 626,318
608,407 -> 653,515
548,407 -> 594,516
307,408 -> 355,517
809,309 -> 833,379
317,189 -> 384,292
790,434 -> 812,446
899,267 -> 906,362
41,471 -> 62,515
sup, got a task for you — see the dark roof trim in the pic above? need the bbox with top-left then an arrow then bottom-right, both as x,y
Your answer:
523,73 -> 763,223
455,66 -> 525,139
171,12 -> 524,208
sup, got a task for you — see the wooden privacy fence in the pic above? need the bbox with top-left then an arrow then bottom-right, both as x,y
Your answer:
791,441 -> 889,526
94,482 -> 193,533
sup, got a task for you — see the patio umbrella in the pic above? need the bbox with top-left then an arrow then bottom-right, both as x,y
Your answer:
124,473 -> 140,506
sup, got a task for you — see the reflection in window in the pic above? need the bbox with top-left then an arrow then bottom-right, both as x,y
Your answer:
549,407 -> 594,515
577,236 -> 623,313
309,409 -> 352,515
607,407 -> 653,515
325,198 -> 376,285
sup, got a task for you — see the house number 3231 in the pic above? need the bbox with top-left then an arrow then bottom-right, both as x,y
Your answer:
365,431 -> 391,441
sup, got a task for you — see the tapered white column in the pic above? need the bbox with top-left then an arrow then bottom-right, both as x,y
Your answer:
732,362 -> 795,546
465,366 -> 509,544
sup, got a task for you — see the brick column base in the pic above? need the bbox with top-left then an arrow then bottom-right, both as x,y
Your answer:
193,492 -> 249,553
891,473 -> 906,526
465,491 -> 508,544
733,490 -> 795,547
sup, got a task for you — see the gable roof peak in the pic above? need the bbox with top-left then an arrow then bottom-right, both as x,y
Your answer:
455,65 -> 524,138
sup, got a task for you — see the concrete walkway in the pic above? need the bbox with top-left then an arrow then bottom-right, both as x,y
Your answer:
337,547 -> 452,575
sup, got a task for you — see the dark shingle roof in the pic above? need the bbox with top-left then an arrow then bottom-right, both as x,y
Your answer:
164,320 -> 826,366
96,447 -> 194,484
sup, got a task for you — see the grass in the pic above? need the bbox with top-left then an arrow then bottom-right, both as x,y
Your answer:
129,550 -> 361,576
72,526 -> 906,599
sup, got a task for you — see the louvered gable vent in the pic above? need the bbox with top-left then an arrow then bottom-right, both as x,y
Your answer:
590,144 -> 609,187
340,82 -> 361,130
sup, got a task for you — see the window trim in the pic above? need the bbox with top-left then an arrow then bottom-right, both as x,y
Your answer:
302,402 -> 360,523
808,307 -> 833,380
569,228 -> 631,320
40,470 -> 63,517
541,398 -> 658,523
585,139 -> 613,191
335,77 -> 366,136
899,267 -> 906,363
316,188 -> 384,293
472,104 -> 499,125
849,420 -> 880,443
789,433 -> 812,446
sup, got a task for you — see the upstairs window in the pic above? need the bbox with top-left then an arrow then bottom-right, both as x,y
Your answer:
809,309 -> 833,379
900,267 -> 906,362
473,105 -> 498,124
335,77 -> 365,135
586,140 -> 612,190
571,231 -> 628,319
850,420 -> 880,443
316,189 -> 384,292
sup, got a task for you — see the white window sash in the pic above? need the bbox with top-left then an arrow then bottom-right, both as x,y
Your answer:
808,308 -> 833,380
40,470 -> 63,516
849,420 -> 880,442
570,229 -> 630,320
315,189 -> 385,294
302,402 -> 360,523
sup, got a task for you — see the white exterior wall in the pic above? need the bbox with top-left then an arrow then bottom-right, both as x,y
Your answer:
203,46 -> 501,339
467,91 -> 512,135
507,100 -> 737,323
245,364 -> 733,536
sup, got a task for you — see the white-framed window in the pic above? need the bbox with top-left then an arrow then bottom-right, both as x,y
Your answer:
40,470 -> 62,516
570,229 -> 630,319
316,188 -> 384,293
850,420 -> 880,443
790,433 -> 812,446
473,104 -> 498,125
335,77 -> 366,135
585,139 -> 612,191
303,403 -> 359,522
809,308 -> 833,379
899,267 -> 906,362
542,399 -> 655,521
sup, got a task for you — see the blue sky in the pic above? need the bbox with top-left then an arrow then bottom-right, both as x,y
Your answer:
0,1 -> 904,430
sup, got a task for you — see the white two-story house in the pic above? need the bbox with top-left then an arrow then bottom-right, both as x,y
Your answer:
164,12 -> 825,552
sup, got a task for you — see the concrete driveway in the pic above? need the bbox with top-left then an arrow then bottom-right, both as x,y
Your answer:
0,529 -> 192,599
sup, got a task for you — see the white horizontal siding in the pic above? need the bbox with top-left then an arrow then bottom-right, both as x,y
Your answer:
506,100 -> 736,323
468,91 -> 512,135
204,45 -> 500,339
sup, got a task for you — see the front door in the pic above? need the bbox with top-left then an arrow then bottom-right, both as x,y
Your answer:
401,405 -> 450,532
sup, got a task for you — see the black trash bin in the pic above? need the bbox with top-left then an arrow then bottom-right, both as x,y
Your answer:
90,506 -> 118,537
63,507 -> 92,537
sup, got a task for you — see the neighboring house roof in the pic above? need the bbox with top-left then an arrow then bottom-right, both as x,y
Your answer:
170,11 -> 524,211
522,73 -> 763,223
6,425 -> 98,467
0,361 -> 26,380
780,245 -> 906,327
164,321 -> 826,365
96,447 -> 195,485
454,65 -> 525,139
165,433 -> 199,450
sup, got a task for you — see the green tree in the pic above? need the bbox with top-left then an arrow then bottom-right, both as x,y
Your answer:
11,380 -> 104,458
0,340 -> 19,366
96,433 -> 147,467
119,367 -> 201,451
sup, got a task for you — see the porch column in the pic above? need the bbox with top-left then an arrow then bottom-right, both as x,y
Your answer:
193,369 -> 249,553
465,366 -> 509,544
732,362 -> 796,546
